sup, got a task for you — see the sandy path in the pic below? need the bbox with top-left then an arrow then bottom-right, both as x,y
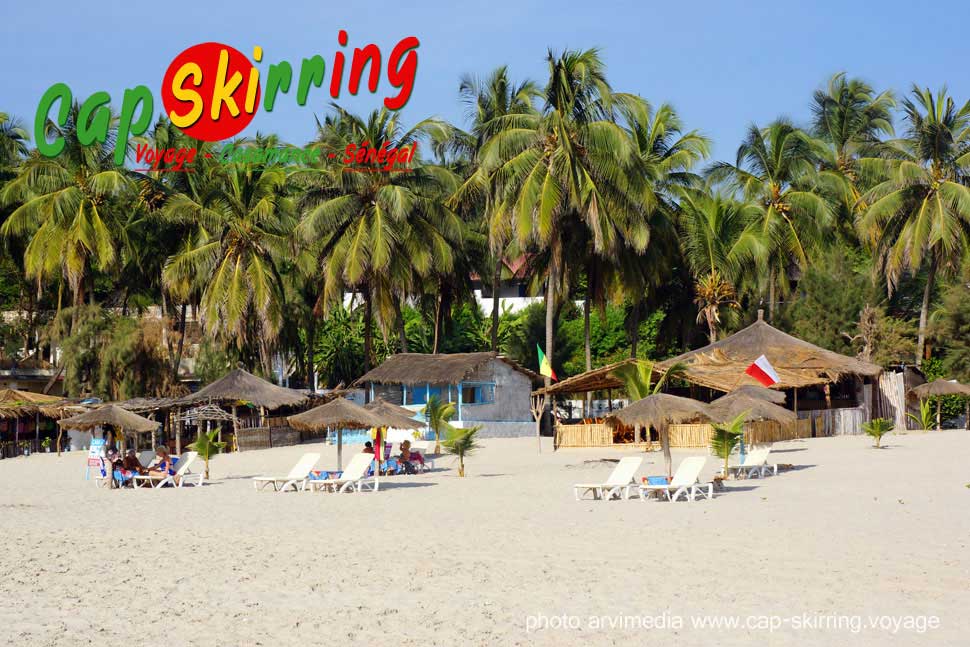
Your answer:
1,431 -> 968,646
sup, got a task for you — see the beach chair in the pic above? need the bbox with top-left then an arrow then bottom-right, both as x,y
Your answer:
573,456 -> 643,501
639,456 -> 713,502
137,450 -> 156,469
410,440 -> 435,471
305,453 -> 376,493
252,452 -> 320,492
132,452 -> 202,489
726,446 -> 770,479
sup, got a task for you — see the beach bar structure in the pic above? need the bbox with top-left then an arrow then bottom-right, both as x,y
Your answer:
355,352 -> 542,437
540,311 -> 883,448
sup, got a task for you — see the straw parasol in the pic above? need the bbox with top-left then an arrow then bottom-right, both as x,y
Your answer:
909,379 -> 970,431
606,394 -> 713,478
364,399 -> 424,431
289,398 -> 421,471
58,404 -> 160,452
708,393 -> 797,425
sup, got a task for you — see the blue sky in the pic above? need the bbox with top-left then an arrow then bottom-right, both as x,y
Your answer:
4,0 -> 969,160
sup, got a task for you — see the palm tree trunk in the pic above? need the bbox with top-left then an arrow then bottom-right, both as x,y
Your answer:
768,270 -> 776,322
363,284 -> 373,372
490,259 -> 501,352
583,289 -> 592,417
629,301 -> 640,359
916,258 -> 936,368
393,298 -> 408,353
544,270 -> 555,392
305,316 -> 316,387
171,302 -> 187,381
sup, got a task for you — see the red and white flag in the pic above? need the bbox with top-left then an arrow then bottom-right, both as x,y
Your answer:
745,354 -> 779,387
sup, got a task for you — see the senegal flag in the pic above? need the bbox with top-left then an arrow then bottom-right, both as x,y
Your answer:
536,344 -> 557,381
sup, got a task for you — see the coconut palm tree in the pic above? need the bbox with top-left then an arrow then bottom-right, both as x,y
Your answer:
295,107 -> 463,372
1,104 -> 131,330
857,86 -> 970,367
810,73 -> 895,242
709,120 -> 835,320
479,49 -> 650,391
451,66 -> 539,351
161,149 -> 295,374
675,188 -> 765,341
0,112 -> 29,175
421,394 -> 456,454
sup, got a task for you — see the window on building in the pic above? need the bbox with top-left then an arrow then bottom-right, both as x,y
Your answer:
410,385 -> 442,406
462,383 -> 495,405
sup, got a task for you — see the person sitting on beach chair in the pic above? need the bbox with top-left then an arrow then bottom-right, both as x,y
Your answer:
146,447 -> 175,479
122,449 -> 147,475
398,440 -> 418,475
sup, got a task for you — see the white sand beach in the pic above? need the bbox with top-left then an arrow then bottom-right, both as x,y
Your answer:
1,432 -> 968,646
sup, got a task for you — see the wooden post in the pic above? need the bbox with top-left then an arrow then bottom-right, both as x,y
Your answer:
607,388 -> 613,412
793,388 -> 798,415
232,405 -> 239,452
337,428 -> 343,470
531,393 -> 545,454
936,398 -> 942,431
660,423 -> 672,479
175,414 -> 182,455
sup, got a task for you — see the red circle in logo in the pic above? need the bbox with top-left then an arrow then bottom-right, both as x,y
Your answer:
161,42 -> 260,142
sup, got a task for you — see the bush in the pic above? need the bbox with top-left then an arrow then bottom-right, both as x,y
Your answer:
863,418 -> 894,448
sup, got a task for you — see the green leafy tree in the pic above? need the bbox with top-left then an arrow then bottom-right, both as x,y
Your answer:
421,394 -> 456,454
858,87 -> 970,367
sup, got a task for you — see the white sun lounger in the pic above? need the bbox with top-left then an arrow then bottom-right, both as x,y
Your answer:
727,446 -> 777,479
137,450 -> 156,469
252,453 -> 320,492
133,452 -> 202,489
573,456 -> 643,501
726,446 -> 768,479
305,453 -> 376,493
639,456 -> 712,502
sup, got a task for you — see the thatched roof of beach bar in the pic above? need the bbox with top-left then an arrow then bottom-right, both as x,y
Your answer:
532,358 -> 649,396
0,389 -> 85,419
354,352 -> 541,387
176,368 -> 309,410
656,311 -> 882,391
716,385 -> 788,405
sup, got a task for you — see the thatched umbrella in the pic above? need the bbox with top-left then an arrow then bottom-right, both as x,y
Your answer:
606,394 -> 713,478
708,393 -> 797,425
364,399 -> 424,433
909,379 -> 970,431
58,404 -> 159,452
289,398 -> 421,471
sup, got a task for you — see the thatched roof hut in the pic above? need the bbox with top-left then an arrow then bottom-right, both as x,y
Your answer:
532,358 -> 642,396
176,368 -> 308,410
718,385 -> 788,405
656,311 -> 881,391
354,352 -> 541,386
0,388 -> 86,420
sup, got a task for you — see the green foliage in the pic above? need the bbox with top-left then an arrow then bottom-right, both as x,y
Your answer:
55,305 -> 172,398
935,281 -> 970,383
710,413 -> 747,476
421,394 -> 456,454
442,424 -> 482,477
920,357 -> 964,425
187,428 -> 226,479
194,340 -> 234,387
907,399 -> 935,430
862,417 -> 894,447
